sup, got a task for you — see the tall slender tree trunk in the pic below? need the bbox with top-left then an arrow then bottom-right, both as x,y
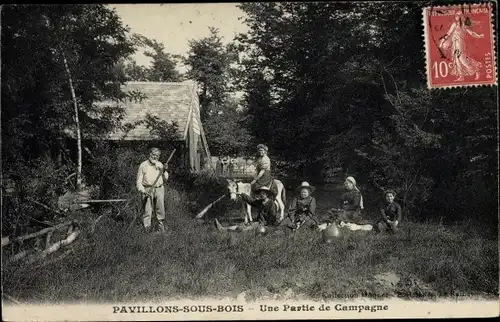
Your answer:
61,50 -> 82,190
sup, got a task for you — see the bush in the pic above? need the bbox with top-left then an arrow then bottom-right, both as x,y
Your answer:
170,168 -> 230,219
2,156 -> 73,236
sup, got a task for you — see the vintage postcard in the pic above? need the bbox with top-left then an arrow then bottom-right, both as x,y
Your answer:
1,2 -> 499,321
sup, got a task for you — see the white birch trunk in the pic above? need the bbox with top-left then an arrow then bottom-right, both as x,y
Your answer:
61,50 -> 83,189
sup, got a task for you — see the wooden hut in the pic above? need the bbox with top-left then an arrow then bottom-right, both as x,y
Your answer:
103,81 -> 211,172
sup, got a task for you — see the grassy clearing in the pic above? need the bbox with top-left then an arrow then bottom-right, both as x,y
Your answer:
2,185 -> 498,303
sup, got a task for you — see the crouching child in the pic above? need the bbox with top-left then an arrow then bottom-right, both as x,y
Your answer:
374,190 -> 402,234
215,186 -> 280,232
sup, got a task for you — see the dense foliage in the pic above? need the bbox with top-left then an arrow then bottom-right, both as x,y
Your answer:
1,4 -> 138,235
2,4 -> 136,169
234,2 -> 498,224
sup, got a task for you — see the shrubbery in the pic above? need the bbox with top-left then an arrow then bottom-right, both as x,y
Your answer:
2,156 -> 74,236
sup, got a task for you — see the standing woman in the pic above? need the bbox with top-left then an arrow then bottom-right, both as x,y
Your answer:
250,144 -> 273,193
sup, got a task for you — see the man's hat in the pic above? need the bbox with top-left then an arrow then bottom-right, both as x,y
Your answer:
255,186 -> 275,197
295,181 -> 316,194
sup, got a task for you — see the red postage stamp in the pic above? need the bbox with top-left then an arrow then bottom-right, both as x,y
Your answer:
423,2 -> 497,89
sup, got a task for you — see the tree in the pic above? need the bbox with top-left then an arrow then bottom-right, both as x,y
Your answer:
122,59 -> 150,81
240,70 -> 273,145
203,98 -> 254,156
122,34 -> 182,82
183,27 -> 252,155
184,27 -> 238,119
1,4 -> 136,186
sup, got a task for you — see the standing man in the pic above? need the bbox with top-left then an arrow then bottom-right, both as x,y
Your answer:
137,147 -> 169,233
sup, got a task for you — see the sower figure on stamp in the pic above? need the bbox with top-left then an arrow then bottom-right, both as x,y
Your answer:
136,147 -> 169,234
281,182 -> 318,231
439,11 -> 485,81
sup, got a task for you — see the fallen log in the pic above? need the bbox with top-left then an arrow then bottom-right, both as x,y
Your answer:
2,221 -> 76,248
9,250 -> 29,263
2,236 -> 10,248
34,237 -> 43,250
22,230 -> 80,265
21,213 -> 55,227
7,228 -> 80,264
41,230 -> 80,257
35,249 -> 74,270
45,231 -> 54,249
16,221 -> 76,243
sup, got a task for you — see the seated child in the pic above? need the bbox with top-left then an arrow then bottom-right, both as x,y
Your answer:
281,182 -> 318,231
374,189 -> 402,234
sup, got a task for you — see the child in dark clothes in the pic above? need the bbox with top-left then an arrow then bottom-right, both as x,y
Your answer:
374,190 -> 402,234
281,182 -> 318,231
215,186 -> 280,232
